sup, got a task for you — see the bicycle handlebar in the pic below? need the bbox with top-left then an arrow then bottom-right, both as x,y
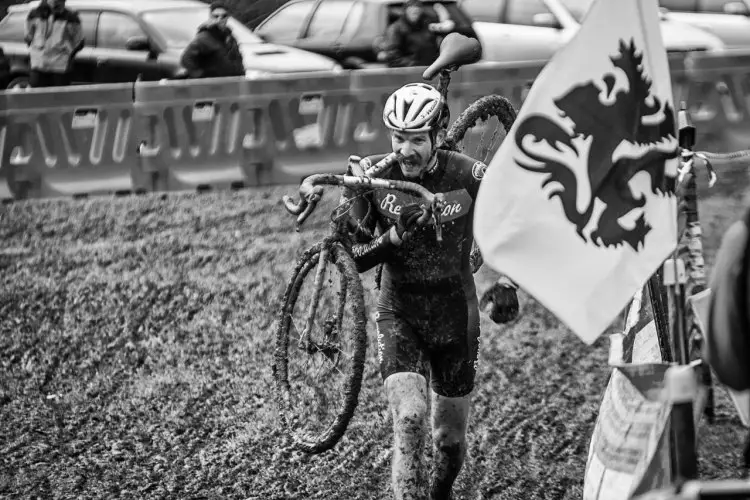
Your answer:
282,142 -> 743,238
281,153 -> 402,217
283,173 -> 447,240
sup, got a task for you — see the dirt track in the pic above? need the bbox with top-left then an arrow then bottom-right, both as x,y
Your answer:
1,187 -> 748,499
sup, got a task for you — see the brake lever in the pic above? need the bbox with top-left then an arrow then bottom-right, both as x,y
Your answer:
295,193 -> 320,230
282,194 -> 306,215
433,211 -> 443,242
431,196 -> 446,243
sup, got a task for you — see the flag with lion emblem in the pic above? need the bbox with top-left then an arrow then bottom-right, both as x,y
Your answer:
474,0 -> 678,344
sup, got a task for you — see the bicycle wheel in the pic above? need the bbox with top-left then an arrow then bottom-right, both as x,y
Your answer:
444,94 -> 517,273
444,94 -> 517,164
273,240 -> 368,454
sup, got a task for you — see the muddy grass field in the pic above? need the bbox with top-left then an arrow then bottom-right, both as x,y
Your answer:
1,184 -> 749,500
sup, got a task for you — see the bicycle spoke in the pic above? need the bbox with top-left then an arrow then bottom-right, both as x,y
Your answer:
303,246 -> 331,347
278,244 -> 365,451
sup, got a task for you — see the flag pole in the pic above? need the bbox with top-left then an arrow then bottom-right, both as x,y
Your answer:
661,104 -> 701,485
672,104 -> 697,366
663,257 -> 699,483
648,270 -> 673,363
676,101 -> 716,424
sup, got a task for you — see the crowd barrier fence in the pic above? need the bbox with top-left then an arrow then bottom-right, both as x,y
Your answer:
1,51 -> 750,201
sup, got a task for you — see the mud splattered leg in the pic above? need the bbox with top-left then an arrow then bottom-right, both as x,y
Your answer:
385,372 -> 429,500
429,392 -> 471,500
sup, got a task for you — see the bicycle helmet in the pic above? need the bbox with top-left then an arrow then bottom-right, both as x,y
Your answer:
383,83 -> 448,133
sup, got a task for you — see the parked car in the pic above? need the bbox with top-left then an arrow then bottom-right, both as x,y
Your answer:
0,0 -> 342,90
660,0 -> 750,49
459,0 -> 727,63
254,0 -> 479,69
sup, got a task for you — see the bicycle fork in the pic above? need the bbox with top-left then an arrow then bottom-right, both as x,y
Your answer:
300,246 -> 331,353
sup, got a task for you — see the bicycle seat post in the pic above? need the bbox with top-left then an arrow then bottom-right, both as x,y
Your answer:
436,67 -> 454,103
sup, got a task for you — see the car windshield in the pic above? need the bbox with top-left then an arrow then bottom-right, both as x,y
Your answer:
141,7 -> 263,47
558,0 -> 595,22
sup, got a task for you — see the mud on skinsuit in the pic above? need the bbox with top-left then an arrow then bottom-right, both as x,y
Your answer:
351,150 -> 488,397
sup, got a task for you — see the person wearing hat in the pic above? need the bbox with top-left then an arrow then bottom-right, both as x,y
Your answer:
24,0 -> 84,87
180,1 -> 245,79
378,0 -> 455,68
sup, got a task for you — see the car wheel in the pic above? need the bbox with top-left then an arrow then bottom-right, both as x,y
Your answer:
7,75 -> 31,90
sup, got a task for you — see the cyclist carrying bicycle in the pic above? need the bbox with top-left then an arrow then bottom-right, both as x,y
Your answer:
347,82 -> 520,500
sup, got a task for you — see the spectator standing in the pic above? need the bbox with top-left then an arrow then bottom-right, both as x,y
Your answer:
24,0 -> 84,88
180,2 -> 245,79
379,0 -> 455,68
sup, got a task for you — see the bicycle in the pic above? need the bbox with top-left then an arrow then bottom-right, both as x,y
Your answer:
272,32 -> 518,454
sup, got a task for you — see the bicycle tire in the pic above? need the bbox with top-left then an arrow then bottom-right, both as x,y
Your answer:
443,94 -> 517,161
273,240 -> 368,454
444,94 -> 517,273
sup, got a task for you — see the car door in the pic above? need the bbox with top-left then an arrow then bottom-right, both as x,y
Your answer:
660,0 -> 699,10
664,0 -> 750,49
474,0 -> 567,62
460,0 -> 504,22
67,10 -> 99,84
699,0 -> 750,47
93,11 -> 160,83
254,0 -> 316,46
0,10 -> 33,84
699,0 -> 749,13
296,0 -> 360,61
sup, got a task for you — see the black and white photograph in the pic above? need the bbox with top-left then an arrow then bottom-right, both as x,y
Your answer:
2,0 -> 750,498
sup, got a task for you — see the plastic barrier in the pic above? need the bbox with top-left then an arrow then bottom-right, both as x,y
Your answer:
3,83 -> 141,199
241,71 -> 355,186
1,52 -> 750,200
135,76 -> 252,192
0,92 -> 13,201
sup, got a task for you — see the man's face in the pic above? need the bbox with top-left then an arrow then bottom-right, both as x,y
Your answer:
405,5 -> 423,24
391,130 -> 435,179
210,7 -> 229,27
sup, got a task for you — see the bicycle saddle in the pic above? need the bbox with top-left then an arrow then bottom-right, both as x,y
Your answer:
422,33 -> 482,80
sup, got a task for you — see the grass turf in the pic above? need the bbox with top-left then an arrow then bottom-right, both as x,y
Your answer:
0,185 -> 748,499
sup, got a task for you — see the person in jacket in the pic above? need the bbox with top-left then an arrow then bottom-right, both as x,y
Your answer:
378,0 -> 456,68
24,0 -> 84,88
180,2 -> 245,79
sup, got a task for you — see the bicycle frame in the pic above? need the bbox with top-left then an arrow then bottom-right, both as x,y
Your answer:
282,171 -> 449,350
433,67 -> 455,126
